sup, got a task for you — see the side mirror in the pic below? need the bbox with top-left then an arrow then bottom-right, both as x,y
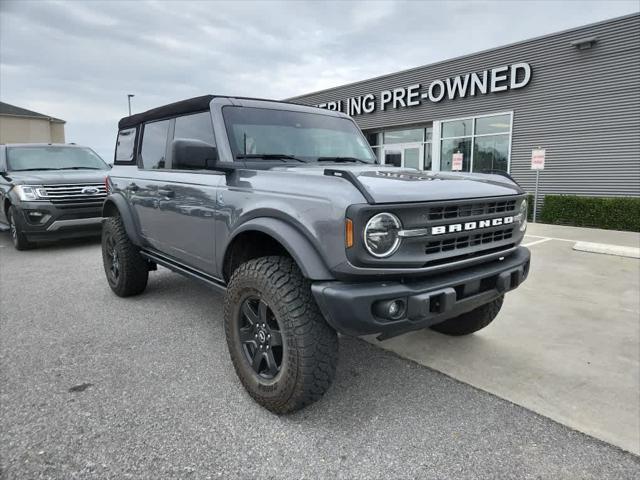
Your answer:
171,138 -> 218,170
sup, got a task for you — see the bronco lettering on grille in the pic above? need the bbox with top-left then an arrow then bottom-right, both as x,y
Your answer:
431,216 -> 514,235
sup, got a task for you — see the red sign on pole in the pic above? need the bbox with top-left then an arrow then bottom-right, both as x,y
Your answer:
452,152 -> 463,171
531,149 -> 545,170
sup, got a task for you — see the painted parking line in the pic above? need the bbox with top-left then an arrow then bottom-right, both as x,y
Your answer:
524,234 -> 576,243
522,237 -> 553,247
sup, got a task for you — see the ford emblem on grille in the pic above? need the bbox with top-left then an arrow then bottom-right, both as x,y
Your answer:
81,187 -> 100,195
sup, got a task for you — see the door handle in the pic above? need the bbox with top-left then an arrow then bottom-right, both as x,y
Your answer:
158,188 -> 175,198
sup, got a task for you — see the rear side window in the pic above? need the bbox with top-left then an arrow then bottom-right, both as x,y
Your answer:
174,112 -> 215,146
141,120 -> 170,169
115,128 -> 136,162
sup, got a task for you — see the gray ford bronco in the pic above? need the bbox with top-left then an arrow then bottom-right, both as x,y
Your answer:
102,95 -> 530,413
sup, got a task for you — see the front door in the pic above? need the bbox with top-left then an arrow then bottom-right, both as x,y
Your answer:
382,143 -> 423,170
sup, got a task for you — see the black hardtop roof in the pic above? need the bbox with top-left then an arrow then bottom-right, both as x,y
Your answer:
117,95 -> 317,130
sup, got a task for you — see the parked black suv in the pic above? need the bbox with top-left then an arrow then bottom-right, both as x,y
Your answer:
102,95 -> 530,413
0,144 -> 110,249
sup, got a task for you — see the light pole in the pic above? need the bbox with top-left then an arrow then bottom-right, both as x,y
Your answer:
127,94 -> 135,116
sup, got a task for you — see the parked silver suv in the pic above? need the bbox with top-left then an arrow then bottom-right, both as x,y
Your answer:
102,95 -> 530,413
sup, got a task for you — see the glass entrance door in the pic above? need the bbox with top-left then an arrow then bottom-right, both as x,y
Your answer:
383,143 -> 423,170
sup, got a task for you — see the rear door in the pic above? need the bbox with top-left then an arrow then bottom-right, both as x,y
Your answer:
130,118 -> 173,251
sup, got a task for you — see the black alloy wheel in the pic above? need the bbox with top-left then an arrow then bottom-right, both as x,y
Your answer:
7,206 -> 31,250
237,296 -> 284,379
104,231 -> 120,283
101,216 -> 148,297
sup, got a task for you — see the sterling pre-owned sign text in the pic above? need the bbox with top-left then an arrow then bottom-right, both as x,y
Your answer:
316,62 -> 532,116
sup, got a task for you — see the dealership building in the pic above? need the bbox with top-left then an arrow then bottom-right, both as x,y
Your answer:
289,13 -> 640,204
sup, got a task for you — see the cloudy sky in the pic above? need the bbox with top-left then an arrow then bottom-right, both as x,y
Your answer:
1,0 -> 638,160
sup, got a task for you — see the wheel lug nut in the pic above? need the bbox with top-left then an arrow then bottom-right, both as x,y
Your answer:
266,345 -> 270,349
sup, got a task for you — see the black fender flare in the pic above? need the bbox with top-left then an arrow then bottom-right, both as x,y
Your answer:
226,217 -> 334,281
102,194 -> 143,246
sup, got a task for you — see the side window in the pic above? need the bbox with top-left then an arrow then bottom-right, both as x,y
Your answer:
115,128 -> 136,162
140,120 -> 170,169
174,112 -> 215,146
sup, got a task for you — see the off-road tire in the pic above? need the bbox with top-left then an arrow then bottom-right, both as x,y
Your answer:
224,256 -> 338,414
430,295 -> 504,336
7,206 -> 32,250
102,216 -> 148,297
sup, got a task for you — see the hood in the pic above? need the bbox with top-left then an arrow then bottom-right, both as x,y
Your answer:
275,165 -> 523,204
5,169 -> 110,186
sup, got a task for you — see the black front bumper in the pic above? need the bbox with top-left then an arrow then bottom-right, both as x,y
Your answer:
16,201 -> 103,241
311,247 -> 530,339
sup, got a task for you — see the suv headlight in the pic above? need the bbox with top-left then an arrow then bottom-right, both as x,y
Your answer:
13,185 -> 47,201
518,199 -> 528,232
364,212 -> 402,257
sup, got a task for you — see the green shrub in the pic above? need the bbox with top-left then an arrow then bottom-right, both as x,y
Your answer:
539,195 -> 640,232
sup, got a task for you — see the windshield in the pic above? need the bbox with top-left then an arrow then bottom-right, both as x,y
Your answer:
222,106 -> 377,163
6,146 -> 109,171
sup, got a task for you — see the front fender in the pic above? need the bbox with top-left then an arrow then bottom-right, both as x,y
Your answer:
227,217 -> 334,281
102,193 -> 143,246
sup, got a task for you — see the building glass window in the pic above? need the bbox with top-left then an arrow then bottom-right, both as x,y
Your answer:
441,138 -> 472,172
365,131 -> 381,161
475,114 -> 510,135
440,113 -> 511,173
383,128 -> 423,144
473,135 -> 509,172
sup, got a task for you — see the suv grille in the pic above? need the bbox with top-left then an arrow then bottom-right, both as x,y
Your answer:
427,199 -> 517,221
425,227 -> 515,255
41,183 -> 107,205
405,197 -> 521,267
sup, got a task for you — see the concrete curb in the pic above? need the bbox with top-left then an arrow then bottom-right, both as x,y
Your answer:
573,241 -> 640,259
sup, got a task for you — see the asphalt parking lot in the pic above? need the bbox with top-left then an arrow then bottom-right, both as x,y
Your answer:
1,229 -> 639,479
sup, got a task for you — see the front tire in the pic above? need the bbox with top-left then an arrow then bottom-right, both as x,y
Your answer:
429,296 -> 504,336
7,206 -> 32,251
102,216 -> 149,297
224,256 -> 338,414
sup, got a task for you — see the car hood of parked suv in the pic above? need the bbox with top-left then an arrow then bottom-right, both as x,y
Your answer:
275,165 -> 524,203
6,169 -> 109,186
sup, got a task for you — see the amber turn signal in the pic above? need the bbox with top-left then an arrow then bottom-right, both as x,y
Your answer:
345,218 -> 354,248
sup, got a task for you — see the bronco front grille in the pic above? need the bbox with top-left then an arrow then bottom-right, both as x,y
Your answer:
41,183 -> 107,205
427,199 -> 517,221
425,227 -> 515,255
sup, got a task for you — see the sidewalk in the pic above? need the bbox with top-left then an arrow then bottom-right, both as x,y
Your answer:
526,222 -> 640,248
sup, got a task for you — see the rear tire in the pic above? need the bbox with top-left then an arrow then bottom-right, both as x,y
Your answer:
429,296 -> 504,336
224,256 -> 338,414
102,216 -> 148,297
7,206 -> 32,251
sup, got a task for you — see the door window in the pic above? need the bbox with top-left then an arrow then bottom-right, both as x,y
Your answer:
141,120 -> 170,169
174,112 -> 216,146
115,128 -> 136,162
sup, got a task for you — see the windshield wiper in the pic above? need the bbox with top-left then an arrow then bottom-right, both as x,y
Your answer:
61,166 -> 104,170
10,168 -> 64,172
317,157 -> 368,164
235,153 -> 307,163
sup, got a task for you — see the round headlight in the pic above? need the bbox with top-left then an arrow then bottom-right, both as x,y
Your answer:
519,199 -> 528,232
364,212 -> 402,258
